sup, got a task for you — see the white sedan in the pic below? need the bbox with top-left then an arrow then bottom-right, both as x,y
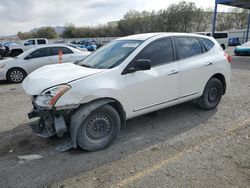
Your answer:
0,44 -> 91,83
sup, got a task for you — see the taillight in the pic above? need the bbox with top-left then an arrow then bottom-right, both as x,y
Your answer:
224,52 -> 232,63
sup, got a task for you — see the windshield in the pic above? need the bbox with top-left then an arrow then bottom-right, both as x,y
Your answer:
79,40 -> 142,69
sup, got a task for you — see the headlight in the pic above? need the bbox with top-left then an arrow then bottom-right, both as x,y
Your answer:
35,85 -> 71,109
0,64 -> 5,69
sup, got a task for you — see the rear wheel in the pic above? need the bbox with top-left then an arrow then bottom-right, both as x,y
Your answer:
197,78 -> 223,110
7,68 -> 26,83
221,44 -> 225,50
77,105 -> 121,151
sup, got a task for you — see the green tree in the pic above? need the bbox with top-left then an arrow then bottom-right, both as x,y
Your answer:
34,27 -> 58,39
61,23 -> 77,38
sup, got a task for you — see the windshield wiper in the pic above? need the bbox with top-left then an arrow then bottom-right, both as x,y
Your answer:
80,64 -> 93,68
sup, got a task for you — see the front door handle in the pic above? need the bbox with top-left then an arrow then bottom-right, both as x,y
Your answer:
204,62 -> 213,66
168,70 -> 179,76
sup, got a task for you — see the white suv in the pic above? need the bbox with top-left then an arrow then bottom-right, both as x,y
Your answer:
22,33 -> 231,151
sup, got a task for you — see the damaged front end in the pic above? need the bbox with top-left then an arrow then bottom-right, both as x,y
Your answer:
28,105 -> 67,138
28,97 -> 77,152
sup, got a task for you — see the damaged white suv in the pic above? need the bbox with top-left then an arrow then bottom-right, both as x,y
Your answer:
23,33 -> 231,151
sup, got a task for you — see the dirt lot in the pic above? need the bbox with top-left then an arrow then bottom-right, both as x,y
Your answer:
0,56 -> 249,188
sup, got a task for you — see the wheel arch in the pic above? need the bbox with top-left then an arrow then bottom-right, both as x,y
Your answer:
211,73 -> 226,95
69,97 -> 126,148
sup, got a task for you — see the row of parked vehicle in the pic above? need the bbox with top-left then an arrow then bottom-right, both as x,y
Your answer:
0,38 -> 91,82
0,38 -> 103,59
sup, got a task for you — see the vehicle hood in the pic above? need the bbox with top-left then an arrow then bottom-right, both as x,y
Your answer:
22,63 -> 106,95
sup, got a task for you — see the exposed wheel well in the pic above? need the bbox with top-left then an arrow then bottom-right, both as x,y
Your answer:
211,73 -> 226,95
78,98 -> 126,127
69,98 -> 126,148
108,100 -> 126,127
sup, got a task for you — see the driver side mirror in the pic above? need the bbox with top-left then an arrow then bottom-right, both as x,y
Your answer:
122,59 -> 151,74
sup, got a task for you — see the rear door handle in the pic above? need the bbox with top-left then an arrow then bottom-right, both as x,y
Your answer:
168,70 -> 179,76
204,62 -> 213,66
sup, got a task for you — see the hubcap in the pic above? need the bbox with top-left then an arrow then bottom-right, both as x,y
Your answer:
208,87 -> 218,102
85,114 -> 112,141
10,70 -> 24,82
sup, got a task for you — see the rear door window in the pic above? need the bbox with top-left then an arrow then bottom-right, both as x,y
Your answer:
175,37 -> 203,59
28,47 -> 51,59
134,37 -> 174,67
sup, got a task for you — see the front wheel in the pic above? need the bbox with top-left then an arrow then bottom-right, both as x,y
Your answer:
197,78 -> 223,110
7,68 -> 26,83
77,105 -> 121,151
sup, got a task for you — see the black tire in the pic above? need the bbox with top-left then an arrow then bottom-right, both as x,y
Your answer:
7,68 -> 26,83
0,54 -> 3,60
197,78 -> 223,110
77,105 -> 121,151
221,44 -> 225,50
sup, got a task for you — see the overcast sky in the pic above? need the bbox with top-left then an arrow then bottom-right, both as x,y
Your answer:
0,0 -> 233,36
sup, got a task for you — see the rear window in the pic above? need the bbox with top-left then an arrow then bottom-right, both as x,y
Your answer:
37,39 -> 46,44
29,47 -> 51,59
175,37 -> 203,59
199,38 -> 215,51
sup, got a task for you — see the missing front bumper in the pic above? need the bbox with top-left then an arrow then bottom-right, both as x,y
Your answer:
28,108 -> 67,138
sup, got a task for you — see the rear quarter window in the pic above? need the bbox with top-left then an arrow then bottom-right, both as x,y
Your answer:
199,38 -> 215,51
175,37 -> 203,59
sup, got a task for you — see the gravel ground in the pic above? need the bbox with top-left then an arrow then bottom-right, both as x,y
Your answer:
0,81 -> 31,132
0,57 -> 249,188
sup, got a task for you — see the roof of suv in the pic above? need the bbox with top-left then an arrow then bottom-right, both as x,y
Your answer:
117,32 -> 208,41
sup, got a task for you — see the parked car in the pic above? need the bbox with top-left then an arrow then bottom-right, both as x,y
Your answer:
0,44 -> 7,60
72,39 -> 99,51
8,38 -> 49,57
2,41 -> 19,47
228,37 -> 241,46
0,44 -> 90,83
22,33 -> 231,152
234,41 -> 250,56
67,44 -> 89,52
